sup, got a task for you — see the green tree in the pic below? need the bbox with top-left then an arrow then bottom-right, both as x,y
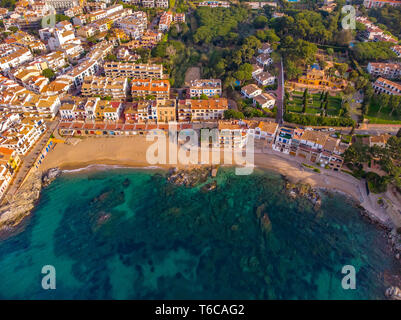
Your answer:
224,109 -> 245,119
253,15 -> 268,29
302,88 -> 308,113
42,68 -> 55,80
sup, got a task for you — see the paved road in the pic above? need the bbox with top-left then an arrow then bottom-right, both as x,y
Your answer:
3,120 -> 59,202
275,57 -> 284,124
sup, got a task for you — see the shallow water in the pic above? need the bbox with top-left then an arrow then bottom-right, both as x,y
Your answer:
0,167 -> 399,299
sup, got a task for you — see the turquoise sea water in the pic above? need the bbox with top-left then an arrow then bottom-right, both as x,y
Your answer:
0,167 -> 399,299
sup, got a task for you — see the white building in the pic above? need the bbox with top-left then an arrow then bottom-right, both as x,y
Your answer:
253,93 -> 275,109
256,53 -> 273,66
241,84 -> 262,99
253,71 -> 276,86
189,79 -> 222,98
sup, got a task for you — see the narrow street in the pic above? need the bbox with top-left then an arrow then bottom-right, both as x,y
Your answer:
2,120 -> 59,203
275,57 -> 284,124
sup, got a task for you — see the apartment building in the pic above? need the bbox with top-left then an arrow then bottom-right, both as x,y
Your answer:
218,119 -> 278,148
189,79 -> 222,98
141,0 -> 156,8
177,100 -> 192,122
0,147 -> 20,200
367,62 -> 401,79
39,21 -> 81,51
0,46 -> 33,72
65,41 -> 113,88
81,76 -> 129,99
1,117 -> 46,155
155,0 -> 169,7
174,13 -> 185,23
356,16 -> 397,43
297,130 -> 345,170
131,79 -> 170,100
372,77 -> 401,96
218,121 -> 248,149
363,0 -> 401,8
61,42 -> 84,60
12,68 -> 49,94
94,100 -> 123,122
104,62 -> 163,79
318,137 -> 347,171
137,100 -> 157,122
114,12 -> 148,39
392,45 -> 401,58
273,127 -> 295,154
36,95 -> 61,117
123,102 -> 138,123
67,59 -> 100,88
37,51 -> 68,70
45,0 -> 79,11
244,120 -> 278,146
189,98 -> 228,121
42,75 -> 73,97
159,11 -> 173,32
64,6 -> 83,17
157,99 -> 176,123
198,1 -> 231,8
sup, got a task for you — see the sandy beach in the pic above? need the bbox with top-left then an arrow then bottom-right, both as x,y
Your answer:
40,135 -> 401,228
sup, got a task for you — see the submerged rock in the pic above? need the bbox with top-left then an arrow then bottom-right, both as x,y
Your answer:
167,167 -> 212,187
261,213 -> 272,233
256,203 -> 271,233
201,180 -> 217,192
122,178 -> 130,187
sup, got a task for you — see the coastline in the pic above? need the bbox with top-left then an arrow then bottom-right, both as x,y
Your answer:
2,135 -> 401,297
2,135 -> 401,244
39,136 -> 398,226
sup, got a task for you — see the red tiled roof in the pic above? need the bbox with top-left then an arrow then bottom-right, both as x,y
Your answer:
124,124 -> 134,130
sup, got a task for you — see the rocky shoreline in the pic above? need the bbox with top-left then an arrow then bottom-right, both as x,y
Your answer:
0,167 -> 62,240
0,170 -> 42,240
284,178 -> 401,298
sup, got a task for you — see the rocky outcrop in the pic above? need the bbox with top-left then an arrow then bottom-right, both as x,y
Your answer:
285,181 -> 321,211
42,167 -> 61,187
201,180 -> 217,193
385,286 -> 401,300
167,167 -> 212,187
256,204 -> 272,234
0,170 -> 42,239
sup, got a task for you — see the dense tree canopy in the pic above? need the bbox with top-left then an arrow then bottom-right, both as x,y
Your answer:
193,7 -> 249,44
271,10 -> 341,45
369,5 -> 401,37
352,41 -> 398,63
